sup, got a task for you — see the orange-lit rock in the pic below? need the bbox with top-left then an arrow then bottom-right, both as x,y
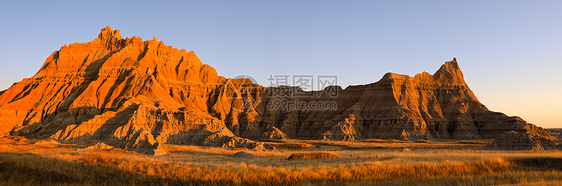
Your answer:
261,126 -> 287,140
0,27 -> 553,153
0,26 -> 256,153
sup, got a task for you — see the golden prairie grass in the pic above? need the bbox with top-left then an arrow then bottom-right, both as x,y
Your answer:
0,150 -> 513,185
0,137 -> 561,185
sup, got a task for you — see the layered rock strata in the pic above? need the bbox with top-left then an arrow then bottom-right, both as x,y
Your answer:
0,27 -> 552,153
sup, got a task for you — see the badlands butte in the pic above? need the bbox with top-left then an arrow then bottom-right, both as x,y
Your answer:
0,26 -> 556,154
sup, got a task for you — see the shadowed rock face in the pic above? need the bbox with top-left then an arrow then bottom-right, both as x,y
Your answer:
246,59 -> 552,141
0,27 -> 552,153
488,131 -> 557,150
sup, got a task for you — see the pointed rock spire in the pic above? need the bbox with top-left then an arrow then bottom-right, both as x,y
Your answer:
98,26 -> 123,41
96,26 -> 123,50
433,57 -> 466,85
97,26 -> 123,50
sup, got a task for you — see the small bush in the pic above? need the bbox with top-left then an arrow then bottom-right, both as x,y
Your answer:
415,139 -> 433,144
287,152 -> 340,160
276,143 -> 313,149
459,140 -> 492,144
231,151 -> 257,159
363,139 -> 407,143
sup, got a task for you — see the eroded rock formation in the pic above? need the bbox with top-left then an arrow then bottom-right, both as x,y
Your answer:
488,131 -> 557,150
0,27 -> 553,153
248,59 -> 552,142
0,26 -> 265,153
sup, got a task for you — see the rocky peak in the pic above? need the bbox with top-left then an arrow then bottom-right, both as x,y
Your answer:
379,58 -> 466,85
97,26 -> 123,49
98,26 -> 123,41
433,58 -> 466,85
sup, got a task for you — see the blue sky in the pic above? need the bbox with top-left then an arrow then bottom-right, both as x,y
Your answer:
0,1 -> 560,128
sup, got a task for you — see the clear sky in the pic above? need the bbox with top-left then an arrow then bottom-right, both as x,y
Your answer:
0,1 -> 560,128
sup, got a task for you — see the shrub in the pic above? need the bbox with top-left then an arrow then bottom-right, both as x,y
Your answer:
415,139 -> 433,144
287,152 -> 340,160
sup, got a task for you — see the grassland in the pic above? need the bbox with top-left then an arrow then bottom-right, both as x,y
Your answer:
0,136 -> 561,185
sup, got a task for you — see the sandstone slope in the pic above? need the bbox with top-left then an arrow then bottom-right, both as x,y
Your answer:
0,27 -> 267,153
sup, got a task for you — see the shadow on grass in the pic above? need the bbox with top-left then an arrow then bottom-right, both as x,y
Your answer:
512,157 -> 562,171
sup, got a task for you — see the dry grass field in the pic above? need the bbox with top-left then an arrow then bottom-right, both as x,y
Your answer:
0,136 -> 561,185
